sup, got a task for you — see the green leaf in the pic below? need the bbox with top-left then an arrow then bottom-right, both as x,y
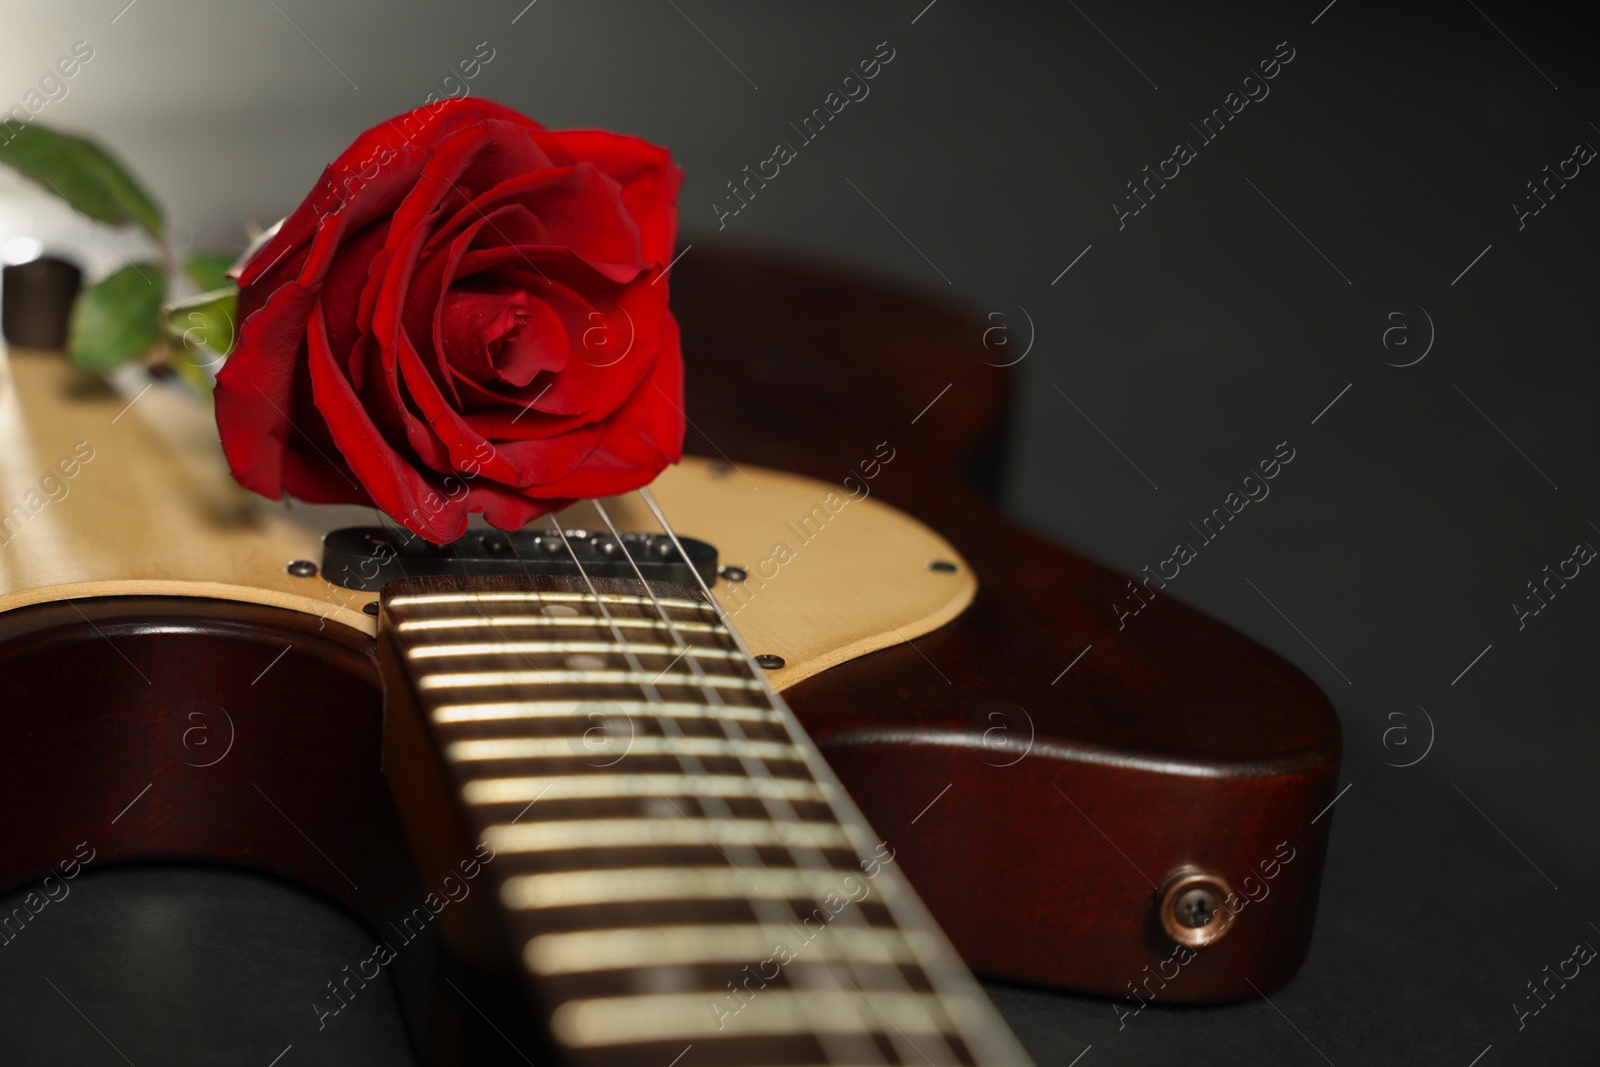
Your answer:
168,352 -> 216,403
68,263 -> 165,371
162,285 -> 238,360
183,252 -> 236,292
0,121 -> 164,239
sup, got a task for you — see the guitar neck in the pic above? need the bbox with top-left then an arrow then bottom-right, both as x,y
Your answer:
377,572 -> 1032,1066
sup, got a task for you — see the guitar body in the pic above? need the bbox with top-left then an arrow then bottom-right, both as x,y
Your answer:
670,249 -> 1341,1002
0,248 -> 1338,1061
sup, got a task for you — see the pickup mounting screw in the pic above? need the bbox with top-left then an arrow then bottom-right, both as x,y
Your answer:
720,565 -> 748,582
928,560 -> 958,573
286,560 -> 318,578
362,601 -> 380,617
754,654 -> 785,670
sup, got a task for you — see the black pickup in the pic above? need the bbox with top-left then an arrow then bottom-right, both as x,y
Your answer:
321,526 -> 719,592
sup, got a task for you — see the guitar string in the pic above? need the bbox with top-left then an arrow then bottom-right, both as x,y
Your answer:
366,508 -> 558,690
635,487 -> 1003,1065
544,509 -> 873,1066
588,498 -> 936,1064
367,497 -> 982,1062
599,493 -> 967,1066
372,510 -> 853,1058
547,510 -> 875,1067
368,508 -> 659,1058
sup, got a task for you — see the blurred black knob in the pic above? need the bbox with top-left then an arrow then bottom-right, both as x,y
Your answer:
2,256 -> 83,350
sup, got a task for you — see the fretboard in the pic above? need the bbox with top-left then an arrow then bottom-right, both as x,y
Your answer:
377,573 -> 1032,1067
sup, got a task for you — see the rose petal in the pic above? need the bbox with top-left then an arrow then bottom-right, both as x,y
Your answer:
447,249 -> 667,421
235,100 -> 546,287
509,314 -> 684,500
540,129 -> 683,266
441,285 -> 568,388
307,303 -> 470,540
395,328 -> 521,482
315,217 -> 392,382
463,481 -> 573,532
433,163 -> 646,281
215,280 -> 318,499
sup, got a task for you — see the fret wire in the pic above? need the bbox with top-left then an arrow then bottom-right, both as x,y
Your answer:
447,736 -> 804,763
499,865 -> 899,910
594,500 -> 915,1067
372,510 -> 559,695
553,511 -> 875,1067
397,615 -> 720,633
550,990 -> 990,1049
416,669 -> 761,691
462,773 -> 829,805
483,816 -> 853,854
632,490 -> 980,1064
409,641 -> 743,660
434,700 -> 780,725
525,922 -> 935,975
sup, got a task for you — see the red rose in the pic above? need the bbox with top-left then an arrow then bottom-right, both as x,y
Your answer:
214,99 -> 685,543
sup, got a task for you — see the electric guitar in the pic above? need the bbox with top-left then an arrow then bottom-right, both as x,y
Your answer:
0,248 -> 1340,1063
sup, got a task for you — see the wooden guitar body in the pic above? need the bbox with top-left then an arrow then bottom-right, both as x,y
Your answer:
0,248 -> 1339,1062
670,249 -> 1342,1002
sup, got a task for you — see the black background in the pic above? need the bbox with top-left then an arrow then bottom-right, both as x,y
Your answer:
1,1 -> 1597,1063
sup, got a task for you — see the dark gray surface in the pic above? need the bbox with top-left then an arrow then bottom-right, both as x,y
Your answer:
0,866 -> 415,1066
0,1 -> 1597,1063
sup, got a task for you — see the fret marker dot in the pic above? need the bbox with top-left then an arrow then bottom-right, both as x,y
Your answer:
542,604 -> 580,617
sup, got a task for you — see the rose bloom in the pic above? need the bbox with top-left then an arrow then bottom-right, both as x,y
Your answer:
214,99 -> 685,543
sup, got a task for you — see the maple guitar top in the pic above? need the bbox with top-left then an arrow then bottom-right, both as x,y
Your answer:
0,346 -> 973,691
